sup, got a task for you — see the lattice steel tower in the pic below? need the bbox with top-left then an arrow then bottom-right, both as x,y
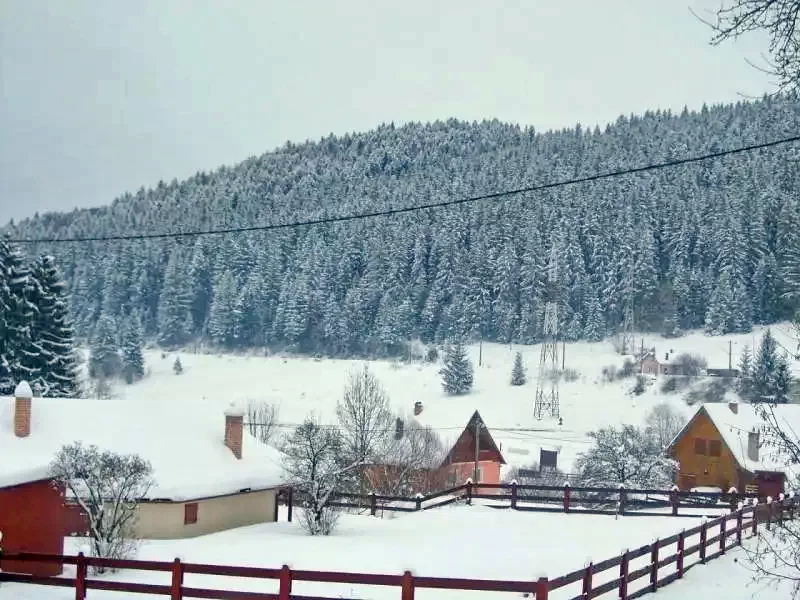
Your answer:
534,245 -> 561,421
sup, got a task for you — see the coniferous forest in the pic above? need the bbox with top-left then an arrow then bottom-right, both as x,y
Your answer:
4,95 -> 800,358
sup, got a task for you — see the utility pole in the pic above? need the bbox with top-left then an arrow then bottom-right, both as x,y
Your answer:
562,340 -> 566,371
478,338 -> 483,367
473,418 -> 482,483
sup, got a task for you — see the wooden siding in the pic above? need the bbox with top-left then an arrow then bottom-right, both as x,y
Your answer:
0,479 -> 66,577
671,409 -> 747,491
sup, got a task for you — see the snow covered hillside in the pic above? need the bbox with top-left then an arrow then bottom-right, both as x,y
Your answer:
103,323 -> 799,475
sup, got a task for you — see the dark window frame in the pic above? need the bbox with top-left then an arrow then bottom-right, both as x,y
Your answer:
184,502 -> 198,525
694,438 -> 707,455
709,439 -> 722,457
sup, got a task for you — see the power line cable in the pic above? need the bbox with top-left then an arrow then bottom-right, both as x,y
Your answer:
8,134 -> 800,245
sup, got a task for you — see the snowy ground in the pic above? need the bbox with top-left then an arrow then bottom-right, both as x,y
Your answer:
0,506 -> 790,600
101,323 -> 798,475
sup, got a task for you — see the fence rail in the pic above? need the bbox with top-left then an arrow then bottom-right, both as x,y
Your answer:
1,493 -> 795,600
325,481 -> 774,518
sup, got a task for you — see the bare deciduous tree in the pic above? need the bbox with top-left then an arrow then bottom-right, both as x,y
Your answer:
368,417 -> 447,497
49,442 -> 153,571
336,365 -> 394,493
246,400 -> 279,444
645,402 -> 685,451
696,0 -> 800,91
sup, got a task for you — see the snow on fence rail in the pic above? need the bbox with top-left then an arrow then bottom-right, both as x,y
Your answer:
1,495 -> 796,600
322,482 -> 768,518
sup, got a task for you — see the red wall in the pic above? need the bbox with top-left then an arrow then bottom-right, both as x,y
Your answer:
0,479 -> 66,577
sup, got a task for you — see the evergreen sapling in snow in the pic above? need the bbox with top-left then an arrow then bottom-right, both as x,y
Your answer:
121,315 -> 145,384
510,351 -> 526,386
440,340 -> 473,395
89,313 -> 121,380
173,356 -> 183,375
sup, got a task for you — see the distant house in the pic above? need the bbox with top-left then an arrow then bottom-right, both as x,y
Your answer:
640,353 -> 661,375
440,411 -> 506,490
365,410 -> 506,496
667,401 -> 800,498
0,380 -> 287,568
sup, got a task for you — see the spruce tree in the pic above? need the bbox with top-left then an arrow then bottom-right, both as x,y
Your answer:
737,344 -> 753,401
29,256 -> 81,397
89,313 -> 121,379
752,329 -> 783,403
157,248 -> 192,348
440,340 -> 473,395
0,239 -> 38,393
510,351 -> 526,386
121,315 -> 145,384
774,352 -> 793,404
173,356 -> 183,375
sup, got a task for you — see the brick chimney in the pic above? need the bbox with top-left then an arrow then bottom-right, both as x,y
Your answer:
14,380 -> 33,438
224,402 -> 244,459
414,401 -> 423,416
728,400 -> 738,414
747,430 -> 760,462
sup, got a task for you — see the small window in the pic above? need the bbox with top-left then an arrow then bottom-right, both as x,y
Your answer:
694,438 -> 707,455
184,502 -> 198,525
709,440 -> 722,457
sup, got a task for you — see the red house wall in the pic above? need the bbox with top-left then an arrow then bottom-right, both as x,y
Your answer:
0,479 -> 66,576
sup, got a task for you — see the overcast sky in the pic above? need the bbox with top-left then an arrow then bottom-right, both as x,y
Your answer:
0,0 -> 773,222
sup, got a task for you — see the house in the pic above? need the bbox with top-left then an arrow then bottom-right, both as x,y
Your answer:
667,401 -> 800,498
0,381 -> 287,563
440,410 -> 506,490
640,353 -> 661,375
365,410 -> 506,495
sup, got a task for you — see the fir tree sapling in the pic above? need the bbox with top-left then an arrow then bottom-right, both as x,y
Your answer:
737,344 -> 754,400
89,313 -> 121,380
440,340 -> 474,395
510,351 -> 526,386
752,329 -> 791,403
173,356 -> 184,375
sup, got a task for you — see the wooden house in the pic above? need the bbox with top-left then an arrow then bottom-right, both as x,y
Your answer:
668,401 -> 800,498
440,411 -> 506,490
640,354 -> 661,375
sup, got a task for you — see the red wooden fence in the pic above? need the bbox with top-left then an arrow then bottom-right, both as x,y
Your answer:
0,495 -> 793,600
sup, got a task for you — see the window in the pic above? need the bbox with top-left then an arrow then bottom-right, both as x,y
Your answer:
709,440 -> 722,457
184,502 -> 198,525
694,438 -> 707,455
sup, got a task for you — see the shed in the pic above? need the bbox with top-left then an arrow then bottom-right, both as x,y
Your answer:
0,473 -> 67,577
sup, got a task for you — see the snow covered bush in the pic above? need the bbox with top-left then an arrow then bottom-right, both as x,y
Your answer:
281,416 -> 348,536
49,442 -> 153,571
631,375 -> 647,396
573,425 -> 677,489
172,356 -> 183,375
671,353 -> 707,377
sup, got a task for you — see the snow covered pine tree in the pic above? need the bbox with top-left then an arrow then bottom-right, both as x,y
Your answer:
440,340 -> 474,395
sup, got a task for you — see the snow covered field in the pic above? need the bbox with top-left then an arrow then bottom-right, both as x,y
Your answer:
104,323 -> 798,475
0,505 -> 786,600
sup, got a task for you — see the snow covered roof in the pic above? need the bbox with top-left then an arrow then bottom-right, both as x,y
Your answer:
683,402 -> 800,475
0,393 -> 287,500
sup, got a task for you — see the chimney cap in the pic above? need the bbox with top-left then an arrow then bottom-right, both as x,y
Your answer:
14,381 -> 33,399
224,401 -> 245,417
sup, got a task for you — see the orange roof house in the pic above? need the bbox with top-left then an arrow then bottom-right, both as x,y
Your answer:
440,411 -> 506,490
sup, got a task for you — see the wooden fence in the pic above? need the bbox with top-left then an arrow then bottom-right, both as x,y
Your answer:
324,481 -> 769,518
1,493 -> 795,600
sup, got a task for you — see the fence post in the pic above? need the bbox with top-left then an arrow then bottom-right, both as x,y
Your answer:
676,531 -> 685,578
752,498 -> 759,535
511,479 -> 518,510
415,493 -> 424,511
699,518 -> 707,563
789,491 -> 796,519
287,487 -> 293,523
728,487 -> 739,513
171,558 -> 183,600
670,485 -> 679,517
279,565 -> 292,600
766,496 -> 773,531
720,515 -> 727,554
535,576 -> 549,600
736,504 -> 744,545
618,484 -> 626,516
778,493 -> 785,524
582,562 -> 593,599
619,550 -> 629,600
401,570 -> 415,600
563,482 -> 571,513
466,479 -> 473,505
369,491 -> 377,517
650,540 -> 659,593
75,552 -> 87,600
